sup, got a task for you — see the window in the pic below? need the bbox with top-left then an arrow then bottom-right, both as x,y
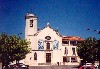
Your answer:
64,47 -> 68,54
71,57 -> 77,62
64,47 -> 66,54
77,41 -> 82,44
72,48 -> 75,55
34,52 -> 37,60
45,36 -> 51,40
70,41 -> 76,46
63,57 -> 70,62
30,20 -> 34,27
63,57 -> 67,62
46,42 -> 50,50
62,41 -> 69,44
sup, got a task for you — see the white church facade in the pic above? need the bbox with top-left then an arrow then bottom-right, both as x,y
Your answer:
24,13 -> 84,66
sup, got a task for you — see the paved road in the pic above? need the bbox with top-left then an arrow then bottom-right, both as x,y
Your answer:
29,65 -> 78,69
0,65 -> 78,69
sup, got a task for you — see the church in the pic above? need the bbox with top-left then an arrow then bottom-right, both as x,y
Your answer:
24,13 -> 84,66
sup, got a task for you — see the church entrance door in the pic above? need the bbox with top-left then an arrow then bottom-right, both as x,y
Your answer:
46,53 -> 51,63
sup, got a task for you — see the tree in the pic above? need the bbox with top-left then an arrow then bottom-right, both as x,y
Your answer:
0,33 -> 31,69
77,37 -> 98,64
95,39 -> 100,66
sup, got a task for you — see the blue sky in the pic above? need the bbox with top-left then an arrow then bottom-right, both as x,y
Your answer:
0,0 -> 100,39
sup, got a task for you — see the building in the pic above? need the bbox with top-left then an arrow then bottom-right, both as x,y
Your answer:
24,13 -> 84,66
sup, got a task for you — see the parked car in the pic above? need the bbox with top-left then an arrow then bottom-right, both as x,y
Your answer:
10,63 -> 29,69
79,66 -> 94,69
79,63 -> 94,69
85,63 -> 93,66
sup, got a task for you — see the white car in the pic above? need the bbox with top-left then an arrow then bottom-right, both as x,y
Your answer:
85,63 -> 93,66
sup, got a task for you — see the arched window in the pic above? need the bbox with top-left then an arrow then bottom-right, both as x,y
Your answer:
34,52 -> 37,60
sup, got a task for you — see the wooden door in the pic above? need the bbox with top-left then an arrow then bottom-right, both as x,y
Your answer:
46,53 -> 51,63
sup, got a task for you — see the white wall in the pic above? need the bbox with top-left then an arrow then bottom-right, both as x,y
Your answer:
52,50 -> 61,64
62,45 -> 78,56
37,26 -> 62,50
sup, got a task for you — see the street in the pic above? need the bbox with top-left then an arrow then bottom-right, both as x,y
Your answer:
29,65 -> 78,69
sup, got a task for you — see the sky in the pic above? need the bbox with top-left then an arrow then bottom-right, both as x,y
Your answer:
0,0 -> 100,39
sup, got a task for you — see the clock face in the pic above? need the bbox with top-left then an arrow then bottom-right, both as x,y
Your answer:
53,40 -> 59,50
38,39 -> 44,50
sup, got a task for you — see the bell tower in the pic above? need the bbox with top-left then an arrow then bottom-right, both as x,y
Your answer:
24,13 -> 38,65
25,13 -> 38,39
